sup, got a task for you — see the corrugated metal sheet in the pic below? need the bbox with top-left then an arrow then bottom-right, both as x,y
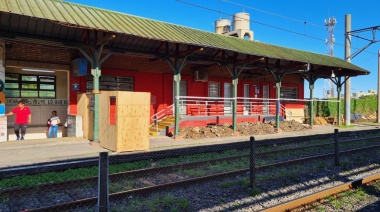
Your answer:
0,0 -> 369,74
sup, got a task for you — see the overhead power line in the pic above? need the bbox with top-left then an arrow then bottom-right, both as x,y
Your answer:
175,0 -> 378,57
221,0 -> 325,29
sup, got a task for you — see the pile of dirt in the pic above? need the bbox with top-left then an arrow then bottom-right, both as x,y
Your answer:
178,120 -> 310,139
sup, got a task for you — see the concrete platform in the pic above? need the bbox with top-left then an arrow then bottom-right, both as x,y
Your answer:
1,123 -> 379,169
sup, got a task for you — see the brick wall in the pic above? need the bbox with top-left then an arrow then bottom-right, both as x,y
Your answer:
5,42 -> 76,65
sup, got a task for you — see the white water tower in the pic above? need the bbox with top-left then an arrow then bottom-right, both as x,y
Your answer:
215,12 -> 254,41
215,19 -> 231,34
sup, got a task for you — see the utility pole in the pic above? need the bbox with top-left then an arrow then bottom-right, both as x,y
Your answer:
344,20 -> 380,125
344,14 -> 351,126
378,50 -> 380,123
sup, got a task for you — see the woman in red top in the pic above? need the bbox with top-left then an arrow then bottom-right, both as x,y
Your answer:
5,100 -> 32,140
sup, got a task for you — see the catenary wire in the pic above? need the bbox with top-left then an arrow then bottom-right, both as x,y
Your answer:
175,0 -> 378,56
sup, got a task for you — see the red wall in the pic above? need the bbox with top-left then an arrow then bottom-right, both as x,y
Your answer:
69,69 -> 305,121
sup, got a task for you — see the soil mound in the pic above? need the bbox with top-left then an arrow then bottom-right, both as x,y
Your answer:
178,120 -> 310,139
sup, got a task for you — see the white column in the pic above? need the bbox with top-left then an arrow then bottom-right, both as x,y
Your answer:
344,14 -> 351,126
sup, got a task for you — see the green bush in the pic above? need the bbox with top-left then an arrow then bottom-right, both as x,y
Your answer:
312,95 -> 377,117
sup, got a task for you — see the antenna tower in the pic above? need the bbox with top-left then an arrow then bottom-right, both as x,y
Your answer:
324,17 -> 337,98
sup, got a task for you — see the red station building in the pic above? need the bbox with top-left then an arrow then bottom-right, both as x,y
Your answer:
0,0 -> 369,141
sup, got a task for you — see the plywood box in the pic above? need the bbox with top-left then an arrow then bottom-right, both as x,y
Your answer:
77,93 -> 94,140
99,91 -> 150,152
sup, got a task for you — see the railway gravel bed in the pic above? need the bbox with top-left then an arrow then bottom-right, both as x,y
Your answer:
1,132 -> 380,211
109,148 -> 380,211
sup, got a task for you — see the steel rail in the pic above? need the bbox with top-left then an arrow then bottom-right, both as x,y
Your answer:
25,169 -> 249,212
262,172 -> 380,212
2,136 -> 380,197
1,129 -> 379,179
20,143 -> 380,211
0,153 -> 247,196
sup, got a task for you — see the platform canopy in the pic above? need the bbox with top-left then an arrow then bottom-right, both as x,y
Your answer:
0,0 -> 370,77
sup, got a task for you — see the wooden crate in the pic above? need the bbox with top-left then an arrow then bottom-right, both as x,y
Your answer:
99,91 -> 150,152
77,93 -> 94,140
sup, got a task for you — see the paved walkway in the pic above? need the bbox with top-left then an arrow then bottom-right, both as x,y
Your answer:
1,123 -> 379,169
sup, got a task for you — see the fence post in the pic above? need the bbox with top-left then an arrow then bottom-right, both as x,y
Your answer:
250,136 -> 256,188
98,152 -> 109,212
334,129 -> 339,166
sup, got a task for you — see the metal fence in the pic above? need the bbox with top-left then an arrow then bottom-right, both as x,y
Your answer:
1,129 -> 380,211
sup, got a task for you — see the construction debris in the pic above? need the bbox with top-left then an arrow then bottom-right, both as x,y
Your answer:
178,120 -> 310,139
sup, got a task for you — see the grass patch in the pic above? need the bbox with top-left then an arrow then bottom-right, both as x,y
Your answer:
219,180 -> 235,188
117,195 -> 190,212
249,187 -> 261,197
330,199 -> 343,209
338,124 -> 355,128
315,205 -> 326,211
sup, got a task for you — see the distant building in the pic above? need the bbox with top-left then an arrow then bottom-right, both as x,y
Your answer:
347,90 -> 377,98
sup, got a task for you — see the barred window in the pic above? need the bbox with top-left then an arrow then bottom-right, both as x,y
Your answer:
87,75 -> 134,92
5,73 -> 56,98
281,87 -> 298,101
208,82 -> 220,97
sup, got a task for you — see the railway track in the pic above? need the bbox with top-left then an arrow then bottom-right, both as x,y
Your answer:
263,172 -> 380,212
1,133 -> 380,211
1,128 -> 380,179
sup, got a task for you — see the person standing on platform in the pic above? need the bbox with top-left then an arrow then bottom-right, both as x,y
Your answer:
48,110 -> 60,138
5,100 -> 32,140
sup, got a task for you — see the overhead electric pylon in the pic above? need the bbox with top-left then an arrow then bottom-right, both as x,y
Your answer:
324,17 -> 337,98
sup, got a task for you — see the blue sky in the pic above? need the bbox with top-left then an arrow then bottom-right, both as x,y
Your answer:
68,0 -> 380,98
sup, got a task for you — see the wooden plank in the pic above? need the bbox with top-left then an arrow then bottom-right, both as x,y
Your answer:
76,93 -> 87,138
98,91 -> 150,152
99,91 -> 117,151
116,91 -> 150,152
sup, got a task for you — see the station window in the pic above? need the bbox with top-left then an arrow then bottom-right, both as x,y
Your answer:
4,73 -> 56,98
280,87 -> 298,101
208,82 -> 220,98
86,75 -> 134,92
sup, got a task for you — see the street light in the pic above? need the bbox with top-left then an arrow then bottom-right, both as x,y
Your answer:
331,70 -> 335,78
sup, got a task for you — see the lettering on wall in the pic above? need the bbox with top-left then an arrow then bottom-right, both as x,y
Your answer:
6,99 -> 69,106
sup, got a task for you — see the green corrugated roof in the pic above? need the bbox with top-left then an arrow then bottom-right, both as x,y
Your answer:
0,0 -> 368,73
